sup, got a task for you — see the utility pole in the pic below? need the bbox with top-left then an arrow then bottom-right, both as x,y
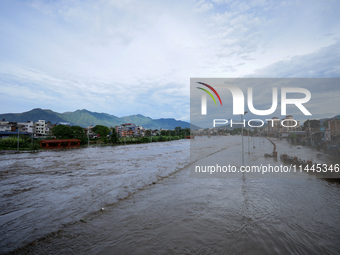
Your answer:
241,112 -> 247,166
248,129 -> 250,154
335,119 -> 338,145
241,114 -> 244,166
253,131 -> 255,148
242,112 -> 248,165
31,123 -> 34,145
87,126 -> 89,147
308,120 -> 313,147
17,125 -> 20,152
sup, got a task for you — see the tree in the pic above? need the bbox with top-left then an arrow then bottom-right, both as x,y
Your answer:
110,127 -> 118,144
92,125 -> 110,143
70,126 -> 85,139
303,119 -> 320,131
289,133 -> 297,143
51,125 -> 73,139
231,128 -> 242,135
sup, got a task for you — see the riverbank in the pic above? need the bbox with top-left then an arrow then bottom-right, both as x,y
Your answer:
0,150 -> 39,154
0,137 -> 187,155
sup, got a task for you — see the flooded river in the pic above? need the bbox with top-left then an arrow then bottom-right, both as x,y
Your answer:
1,137 -> 340,254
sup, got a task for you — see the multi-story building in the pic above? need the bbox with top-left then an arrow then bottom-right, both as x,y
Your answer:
35,120 -> 46,135
267,117 -> 280,134
0,119 -> 9,125
281,115 -> 300,132
18,121 -> 35,134
116,123 -> 140,137
268,116 -> 300,135
324,117 -> 340,144
16,120 -> 54,136
326,118 -> 340,136
45,121 -> 56,135
0,124 -> 12,132
115,125 -> 122,136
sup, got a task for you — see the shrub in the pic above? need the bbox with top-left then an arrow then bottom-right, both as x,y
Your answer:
30,143 -> 40,151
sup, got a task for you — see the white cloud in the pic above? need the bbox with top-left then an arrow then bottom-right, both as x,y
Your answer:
0,0 -> 340,121
248,39 -> 340,78
194,0 -> 214,13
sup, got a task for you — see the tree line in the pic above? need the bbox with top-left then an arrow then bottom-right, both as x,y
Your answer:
51,125 -> 118,144
51,125 -> 190,145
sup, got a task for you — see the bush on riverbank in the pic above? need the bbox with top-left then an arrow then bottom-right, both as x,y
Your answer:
0,136 -> 42,150
115,135 -> 183,145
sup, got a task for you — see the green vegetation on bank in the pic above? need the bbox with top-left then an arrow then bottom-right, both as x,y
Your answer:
117,135 -> 182,145
89,126 -> 190,145
0,126 -> 190,151
0,136 -> 40,151
85,126 -> 190,145
51,125 -> 88,145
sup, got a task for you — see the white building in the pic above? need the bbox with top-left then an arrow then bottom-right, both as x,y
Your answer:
0,120 -> 9,125
18,121 -> 35,134
267,117 -> 280,134
0,125 -> 12,132
268,116 -> 300,135
35,120 -> 46,135
281,115 -> 300,132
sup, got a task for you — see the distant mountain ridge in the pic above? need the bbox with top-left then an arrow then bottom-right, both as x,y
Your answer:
0,108 -> 199,130
318,115 -> 340,125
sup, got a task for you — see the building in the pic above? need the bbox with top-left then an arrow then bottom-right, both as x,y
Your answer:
267,117 -> 280,134
18,121 -> 35,134
116,123 -> 141,137
0,119 -> 9,125
0,124 -> 12,132
45,121 -> 56,135
268,116 -> 300,136
35,120 -> 46,135
83,126 -> 94,137
281,115 -> 300,132
115,125 -> 122,136
324,117 -> 340,144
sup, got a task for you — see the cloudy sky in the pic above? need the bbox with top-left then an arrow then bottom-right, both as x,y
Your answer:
0,0 -> 339,122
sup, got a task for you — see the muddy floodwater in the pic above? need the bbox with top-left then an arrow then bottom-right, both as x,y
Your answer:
1,137 -> 340,254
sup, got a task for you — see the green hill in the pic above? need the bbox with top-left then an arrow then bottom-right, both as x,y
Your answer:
0,108 -> 199,130
0,108 -> 66,124
60,109 -> 121,127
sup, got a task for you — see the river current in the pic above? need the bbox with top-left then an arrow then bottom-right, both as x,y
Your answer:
1,137 -> 340,254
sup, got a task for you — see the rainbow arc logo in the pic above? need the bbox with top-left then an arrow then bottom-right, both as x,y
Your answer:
196,82 -> 223,106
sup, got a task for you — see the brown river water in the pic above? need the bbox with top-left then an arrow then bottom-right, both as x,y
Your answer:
1,137 -> 340,254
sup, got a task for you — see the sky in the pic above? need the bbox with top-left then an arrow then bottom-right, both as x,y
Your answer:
0,0 -> 339,122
